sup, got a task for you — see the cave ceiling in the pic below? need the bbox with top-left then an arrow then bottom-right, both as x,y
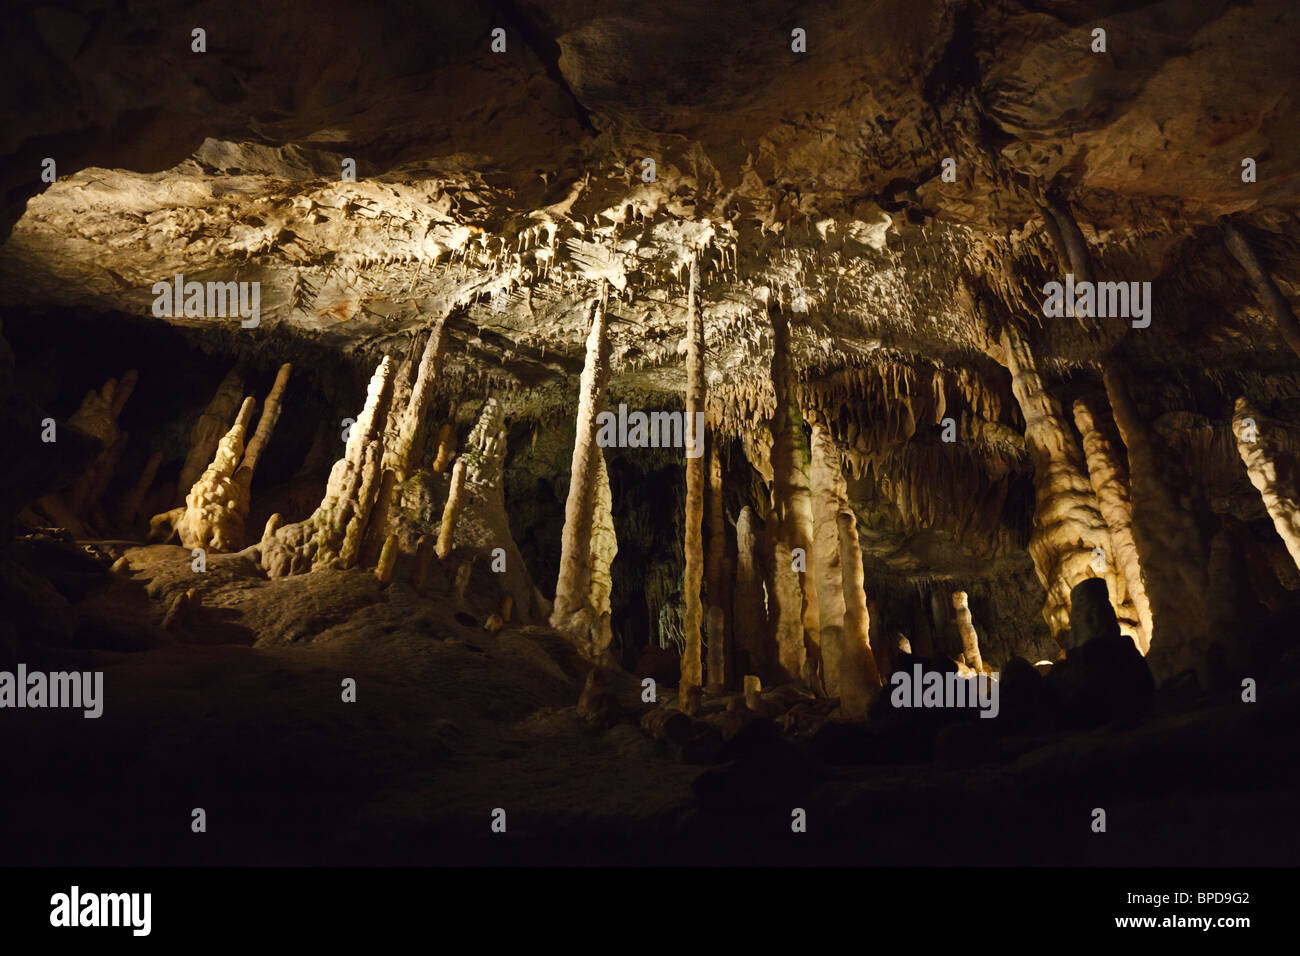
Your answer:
3,0 -> 1300,573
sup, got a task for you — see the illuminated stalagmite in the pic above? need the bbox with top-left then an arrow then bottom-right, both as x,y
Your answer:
437,459 -> 467,560
1072,397 -> 1152,653
587,450 -> 618,663
951,591 -> 984,674
733,505 -> 772,677
705,443 -> 730,691
680,257 -> 705,710
1233,397 -> 1300,570
837,509 -> 879,716
386,317 -> 449,478
768,301 -> 820,682
173,396 -> 255,552
551,290 -> 614,655
165,363 -> 292,553
998,324 -> 1124,638
261,355 -> 396,576
1102,361 -> 1211,677
176,367 -> 243,505
810,420 -> 878,715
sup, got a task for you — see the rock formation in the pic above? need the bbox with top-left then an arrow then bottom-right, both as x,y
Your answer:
551,290 -> 613,655
681,256 -> 705,708
262,356 -> 396,577
1233,397 -> 1300,570
1072,397 -> 1152,653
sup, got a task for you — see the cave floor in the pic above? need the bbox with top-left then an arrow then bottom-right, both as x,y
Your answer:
3,543 -> 1297,867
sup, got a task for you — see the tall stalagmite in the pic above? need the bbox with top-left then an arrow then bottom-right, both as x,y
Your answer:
551,288 -> 613,655
733,505 -> 772,678
951,591 -> 984,673
165,363 -> 292,553
261,356 -> 396,576
768,300 -> 820,682
1233,397 -> 1300,570
705,441 -> 730,691
176,367 -> 244,505
809,422 -> 848,693
174,396 -> 256,552
836,509 -> 879,717
1072,396 -> 1152,653
680,256 -> 705,709
1102,360 -> 1211,678
999,324 -> 1126,639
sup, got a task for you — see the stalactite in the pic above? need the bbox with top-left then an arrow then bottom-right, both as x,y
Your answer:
998,324 -> 1122,640
681,255 -> 706,709
261,355 -> 396,577
1102,359 -> 1212,679
1233,397 -> 1300,570
551,288 -> 613,654
1223,222 -> 1300,361
1072,397 -> 1153,653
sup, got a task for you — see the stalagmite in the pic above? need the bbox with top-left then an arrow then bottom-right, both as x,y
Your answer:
359,468 -> 397,567
680,256 -> 706,709
768,300 -> 820,682
1233,397 -> 1300,570
1223,222 -> 1300,362
173,397 -> 256,552
836,509 -> 879,717
951,591 -> 984,674
412,534 -> 436,589
1072,397 -> 1153,653
167,363 -> 292,553
437,459 -> 467,560
998,324 -> 1123,639
705,442 -> 730,691
431,423 -> 457,473
375,534 -> 398,585
732,505 -> 773,677
176,367 -> 244,505
585,450 -> 618,664
117,450 -> 162,527
809,422 -> 848,686
44,370 -> 138,533
386,318 -> 449,477
261,356 -> 397,577
551,288 -> 613,655
238,363 -> 291,476
1102,360 -> 1212,678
